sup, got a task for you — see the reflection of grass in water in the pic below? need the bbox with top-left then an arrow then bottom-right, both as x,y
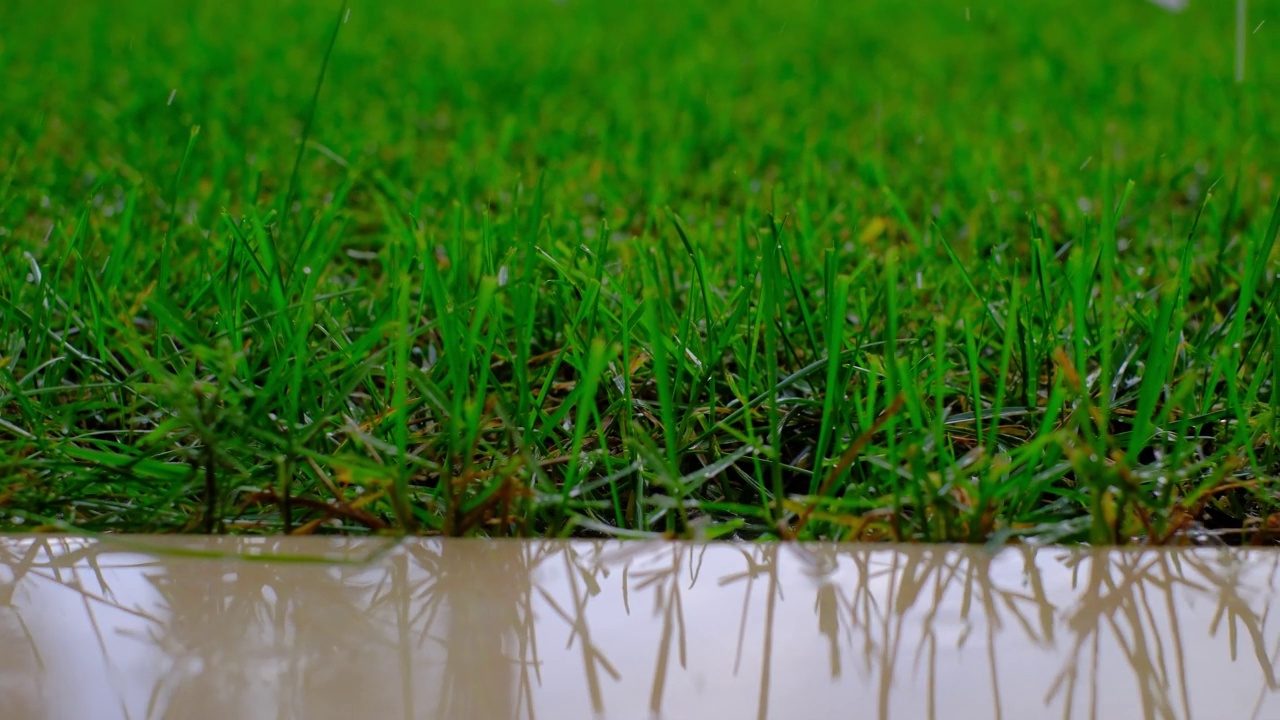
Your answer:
141,539 -> 406,719
4,541 -> 1279,720
810,547 -> 1278,720
1048,551 -> 1279,720
0,537 -> 442,718
702,545 -> 1278,720
413,541 -> 548,720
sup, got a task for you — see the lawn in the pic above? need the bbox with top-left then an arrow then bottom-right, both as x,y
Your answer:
1,0 -> 1278,543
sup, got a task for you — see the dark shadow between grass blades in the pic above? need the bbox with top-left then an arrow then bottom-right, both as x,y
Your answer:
1,537 -> 1278,720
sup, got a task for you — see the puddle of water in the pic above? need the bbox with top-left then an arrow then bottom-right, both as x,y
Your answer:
1,536 -> 1277,720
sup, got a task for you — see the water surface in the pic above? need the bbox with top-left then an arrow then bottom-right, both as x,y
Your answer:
1,536 -> 1277,720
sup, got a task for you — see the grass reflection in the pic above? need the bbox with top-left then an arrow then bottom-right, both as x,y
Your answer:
0,539 -> 1277,720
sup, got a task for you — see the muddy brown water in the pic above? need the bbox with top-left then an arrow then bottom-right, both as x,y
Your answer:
1,536 -> 1277,720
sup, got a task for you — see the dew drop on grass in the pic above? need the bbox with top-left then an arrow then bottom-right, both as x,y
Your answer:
302,266 -> 312,275
343,8 -> 351,23
167,88 -> 176,105
23,252 -> 41,284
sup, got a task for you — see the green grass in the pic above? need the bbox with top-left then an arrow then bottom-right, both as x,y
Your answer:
1,0 -> 1279,543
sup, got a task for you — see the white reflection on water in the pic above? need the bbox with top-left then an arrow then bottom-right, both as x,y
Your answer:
0,537 -> 1277,720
